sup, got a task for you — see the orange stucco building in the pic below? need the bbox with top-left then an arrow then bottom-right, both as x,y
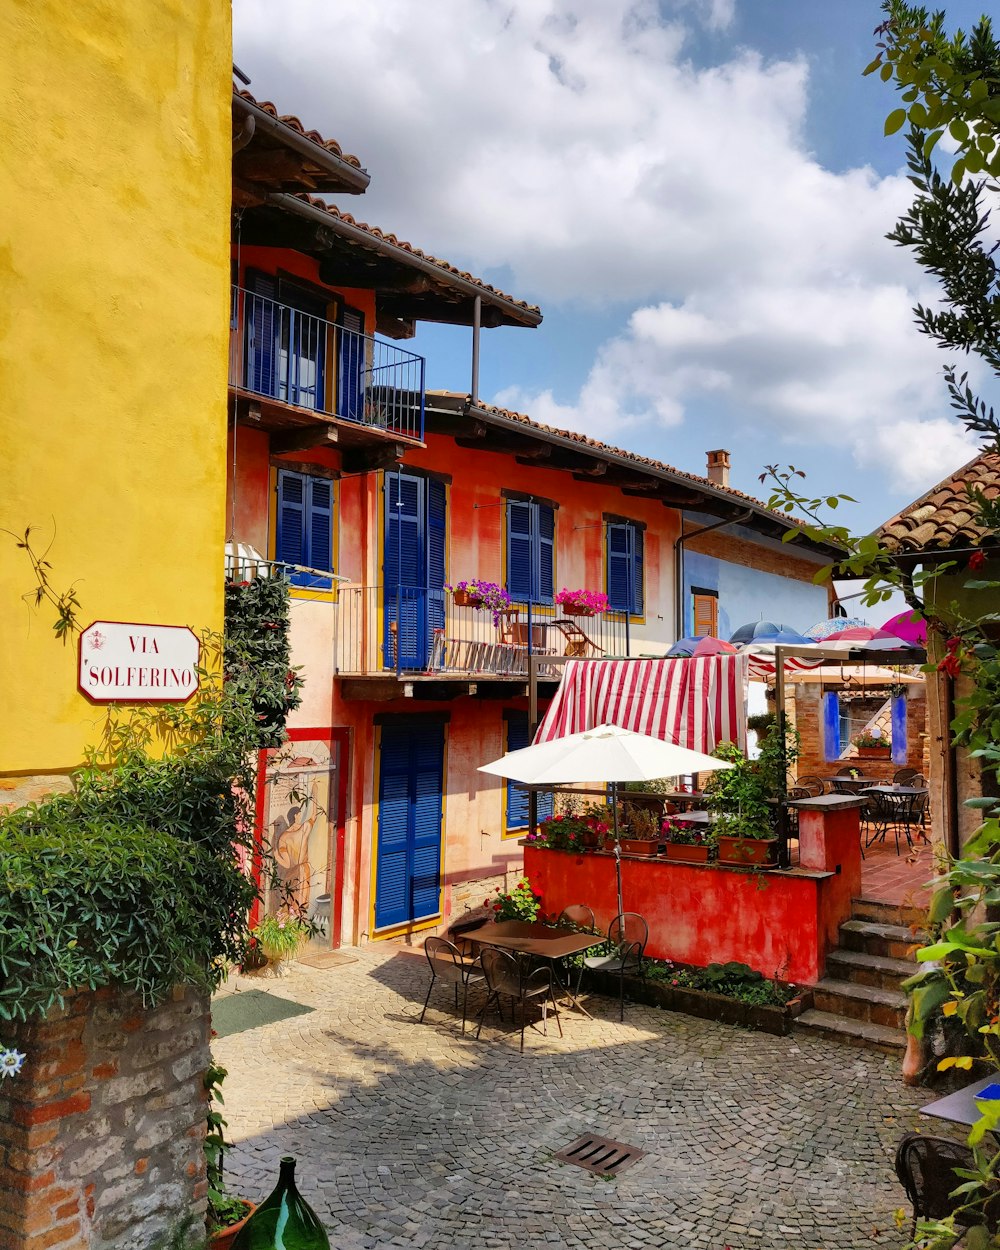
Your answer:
226,85 -> 837,948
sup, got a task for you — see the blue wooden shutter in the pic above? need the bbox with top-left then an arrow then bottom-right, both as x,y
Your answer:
338,307 -> 365,422
606,523 -> 631,612
305,477 -> 334,590
822,692 -> 842,762
410,726 -> 444,920
375,727 -> 412,929
426,479 -> 447,657
246,270 -> 276,396
507,500 -> 534,601
384,473 -> 425,669
537,505 -> 555,604
276,470 -> 306,577
632,526 -> 644,616
505,714 -> 553,829
375,721 -> 444,928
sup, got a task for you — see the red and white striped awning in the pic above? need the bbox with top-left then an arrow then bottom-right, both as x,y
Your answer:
535,656 -> 748,753
743,644 -> 827,681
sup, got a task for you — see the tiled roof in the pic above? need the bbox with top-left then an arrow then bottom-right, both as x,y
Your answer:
233,88 -> 364,169
437,395 -> 817,535
878,450 -> 1000,553
292,196 -> 542,318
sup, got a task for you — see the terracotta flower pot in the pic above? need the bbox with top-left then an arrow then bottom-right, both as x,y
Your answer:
664,842 -> 710,865
209,1200 -> 256,1250
452,589 -> 483,608
717,836 -> 777,867
562,601 -> 595,616
580,830 -> 600,849
855,746 -> 891,759
621,837 -> 658,857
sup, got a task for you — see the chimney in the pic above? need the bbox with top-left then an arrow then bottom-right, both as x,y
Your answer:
706,449 -> 731,488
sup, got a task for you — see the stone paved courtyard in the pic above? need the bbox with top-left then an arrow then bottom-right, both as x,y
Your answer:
213,945 -> 939,1250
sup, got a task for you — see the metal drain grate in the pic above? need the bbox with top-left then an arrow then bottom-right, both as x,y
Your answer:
553,1133 -> 644,1176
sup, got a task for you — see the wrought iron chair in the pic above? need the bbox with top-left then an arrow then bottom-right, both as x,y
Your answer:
894,1132 -> 992,1238
866,790 -> 916,854
583,912 -> 648,1022
795,776 -> 826,797
420,936 -> 485,1035
893,767 -> 919,785
475,946 -> 563,1053
784,786 -> 811,851
558,904 -> 596,933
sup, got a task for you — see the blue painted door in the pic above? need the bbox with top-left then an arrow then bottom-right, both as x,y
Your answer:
383,472 -> 446,670
375,721 -> 445,929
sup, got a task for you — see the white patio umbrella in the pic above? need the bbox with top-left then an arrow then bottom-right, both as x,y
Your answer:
479,723 -> 733,917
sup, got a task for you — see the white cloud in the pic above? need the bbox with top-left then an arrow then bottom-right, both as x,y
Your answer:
234,0 -> 980,494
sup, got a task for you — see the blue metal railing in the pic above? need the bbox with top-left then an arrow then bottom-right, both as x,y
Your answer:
229,285 -> 425,441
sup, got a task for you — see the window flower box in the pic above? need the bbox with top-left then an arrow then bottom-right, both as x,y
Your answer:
555,588 -> 609,617
716,835 -> 778,867
664,842 -> 711,865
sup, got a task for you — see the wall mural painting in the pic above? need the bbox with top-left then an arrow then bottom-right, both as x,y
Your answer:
263,738 -> 341,944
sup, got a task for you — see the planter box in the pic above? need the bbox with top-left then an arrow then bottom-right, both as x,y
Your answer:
620,838 -> 659,857
560,602 -> 596,616
587,968 -> 808,1036
663,842 -> 711,865
451,589 -> 483,608
855,746 -> 891,759
717,835 -> 777,867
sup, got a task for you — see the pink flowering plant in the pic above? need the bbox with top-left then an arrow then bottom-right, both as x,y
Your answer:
662,817 -> 716,850
446,580 -> 511,625
535,802 -> 613,851
555,588 -> 609,615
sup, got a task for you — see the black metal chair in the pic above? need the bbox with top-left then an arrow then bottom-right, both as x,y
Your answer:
894,767 -> 919,785
783,787 -> 810,852
475,946 -> 563,1053
583,912 -> 648,1021
867,790 -> 916,854
894,1132 -> 990,1238
419,936 -> 485,1035
795,776 -> 825,797
558,904 -> 596,932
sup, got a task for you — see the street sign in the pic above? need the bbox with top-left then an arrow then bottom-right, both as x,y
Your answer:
77,621 -> 200,703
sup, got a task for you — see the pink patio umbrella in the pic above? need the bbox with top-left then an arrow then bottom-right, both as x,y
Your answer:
822,626 -> 911,652
881,609 -> 928,646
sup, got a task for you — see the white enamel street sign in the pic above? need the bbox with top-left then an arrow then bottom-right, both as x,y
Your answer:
78,621 -> 200,703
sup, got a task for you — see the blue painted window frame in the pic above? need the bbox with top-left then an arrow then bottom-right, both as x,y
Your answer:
504,712 -> 554,832
506,499 -> 554,604
276,468 -> 334,590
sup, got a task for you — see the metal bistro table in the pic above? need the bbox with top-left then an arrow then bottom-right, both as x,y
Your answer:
821,775 -> 875,793
921,1075 -> 1000,1128
460,919 -> 598,1016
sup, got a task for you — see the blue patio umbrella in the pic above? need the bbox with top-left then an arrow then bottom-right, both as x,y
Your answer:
805,616 -> 869,640
728,620 -> 812,646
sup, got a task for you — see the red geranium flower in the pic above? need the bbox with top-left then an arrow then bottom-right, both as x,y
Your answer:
969,549 -> 987,571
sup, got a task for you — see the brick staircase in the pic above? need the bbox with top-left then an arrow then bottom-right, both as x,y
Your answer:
794,898 -> 925,1054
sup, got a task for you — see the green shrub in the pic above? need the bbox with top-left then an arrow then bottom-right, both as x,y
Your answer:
0,808 -> 256,1022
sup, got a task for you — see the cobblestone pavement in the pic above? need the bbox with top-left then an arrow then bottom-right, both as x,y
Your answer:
213,945 -> 935,1250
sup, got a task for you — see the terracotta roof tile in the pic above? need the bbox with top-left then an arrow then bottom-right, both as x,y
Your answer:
234,88 -> 364,169
440,395 -> 815,533
293,196 -> 541,317
877,451 -> 1000,552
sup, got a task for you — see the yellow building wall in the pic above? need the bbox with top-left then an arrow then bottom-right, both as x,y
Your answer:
0,0 -> 232,776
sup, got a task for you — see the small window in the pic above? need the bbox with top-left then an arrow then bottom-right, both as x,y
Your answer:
276,469 -> 334,590
692,590 -> 718,638
505,713 -> 553,832
506,499 -> 554,604
606,521 -> 644,616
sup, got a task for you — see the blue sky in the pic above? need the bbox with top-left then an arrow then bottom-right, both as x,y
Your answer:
235,0 -> 993,531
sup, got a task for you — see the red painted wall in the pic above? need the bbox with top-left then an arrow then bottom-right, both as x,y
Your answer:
524,845 -> 855,985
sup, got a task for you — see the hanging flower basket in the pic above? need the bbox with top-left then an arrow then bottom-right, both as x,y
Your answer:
452,588 -> 481,608
555,588 -> 609,617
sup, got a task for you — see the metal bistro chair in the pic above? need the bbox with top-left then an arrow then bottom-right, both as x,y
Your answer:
583,912 -> 648,1022
784,786 -> 811,855
558,904 -> 596,933
894,767 -> 919,785
420,937 -> 485,1035
868,789 -> 916,855
895,1132 -> 994,1238
795,776 -> 826,797
475,946 -> 563,1053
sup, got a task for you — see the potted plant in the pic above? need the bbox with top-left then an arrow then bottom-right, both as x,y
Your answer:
853,730 -> 891,759
555,588 -> 609,617
446,580 -> 511,623
535,803 -> 613,852
705,741 -> 779,867
205,1061 -> 256,1248
662,818 -> 714,864
619,804 -> 660,856
252,910 -> 311,971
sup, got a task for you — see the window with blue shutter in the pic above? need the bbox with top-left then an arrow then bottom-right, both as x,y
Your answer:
505,499 -> 555,604
375,720 -> 444,929
245,271 -> 277,397
276,469 -> 334,590
505,712 -> 553,831
606,521 -> 644,616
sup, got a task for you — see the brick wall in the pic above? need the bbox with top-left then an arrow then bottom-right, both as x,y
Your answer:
791,684 -> 928,784
0,985 -> 210,1250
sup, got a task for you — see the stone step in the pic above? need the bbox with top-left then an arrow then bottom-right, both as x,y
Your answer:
839,918 -> 924,960
852,896 -> 927,929
812,978 -> 908,1030
826,948 -> 917,992
794,1008 -> 906,1055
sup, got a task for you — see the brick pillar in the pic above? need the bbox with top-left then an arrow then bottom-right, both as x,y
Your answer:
0,985 -> 210,1250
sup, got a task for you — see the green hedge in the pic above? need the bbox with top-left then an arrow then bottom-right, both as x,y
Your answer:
0,806 -> 256,1022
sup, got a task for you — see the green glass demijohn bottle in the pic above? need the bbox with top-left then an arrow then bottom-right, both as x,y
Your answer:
231,1156 -> 330,1250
